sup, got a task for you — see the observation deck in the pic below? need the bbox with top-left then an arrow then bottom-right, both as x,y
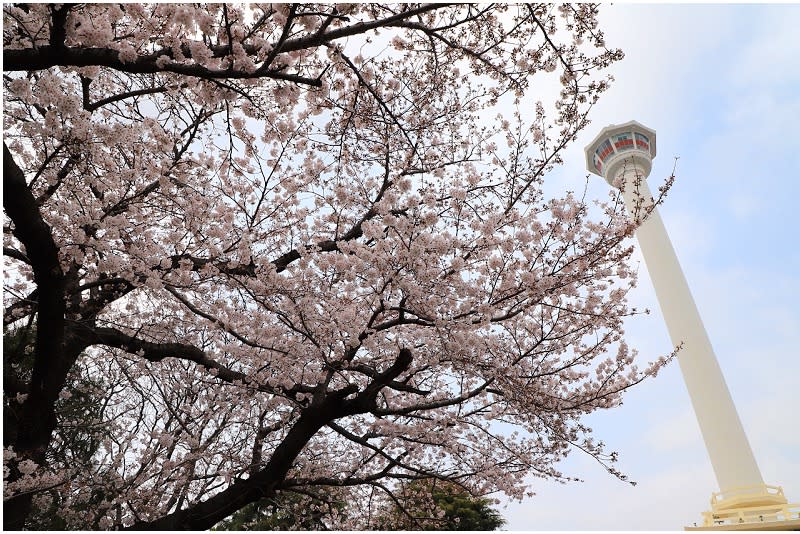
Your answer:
585,120 -> 657,185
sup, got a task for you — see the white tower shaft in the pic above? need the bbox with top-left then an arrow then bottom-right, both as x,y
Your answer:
614,161 -> 763,492
587,122 -> 797,529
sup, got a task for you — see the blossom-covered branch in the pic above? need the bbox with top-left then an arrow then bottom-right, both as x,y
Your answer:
3,3 -> 668,530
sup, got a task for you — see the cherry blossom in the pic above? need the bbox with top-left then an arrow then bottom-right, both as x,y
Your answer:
3,3 -> 670,530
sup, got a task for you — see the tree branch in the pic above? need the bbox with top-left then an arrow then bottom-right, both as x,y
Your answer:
3,142 -> 71,529
72,324 -> 313,397
3,46 -> 322,86
125,382 -> 360,530
3,246 -> 30,264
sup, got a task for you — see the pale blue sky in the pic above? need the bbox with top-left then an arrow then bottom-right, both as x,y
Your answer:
502,4 -> 800,529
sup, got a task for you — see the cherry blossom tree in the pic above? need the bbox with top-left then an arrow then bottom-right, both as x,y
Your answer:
3,3 -> 670,530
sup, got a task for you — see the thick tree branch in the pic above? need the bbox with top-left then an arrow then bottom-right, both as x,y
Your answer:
347,349 -> 414,414
348,362 -> 430,396
3,142 -> 71,529
3,46 -> 323,86
3,246 -> 30,264
275,4 -> 451,54
48,4 -> 71,49
85,85 -> 178,112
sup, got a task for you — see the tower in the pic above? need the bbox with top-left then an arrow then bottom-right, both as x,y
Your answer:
585,121 -> 799,530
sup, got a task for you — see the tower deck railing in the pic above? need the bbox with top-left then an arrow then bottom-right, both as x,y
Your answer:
712,484 -> 787,510
701,485 -> 799,527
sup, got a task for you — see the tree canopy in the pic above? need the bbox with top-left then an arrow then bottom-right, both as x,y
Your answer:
3,3 -> 669,530
375,480 -> 507,531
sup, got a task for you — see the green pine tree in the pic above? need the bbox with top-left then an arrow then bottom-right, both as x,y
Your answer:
213,491 -> 343,531
376,480 -> 506,531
